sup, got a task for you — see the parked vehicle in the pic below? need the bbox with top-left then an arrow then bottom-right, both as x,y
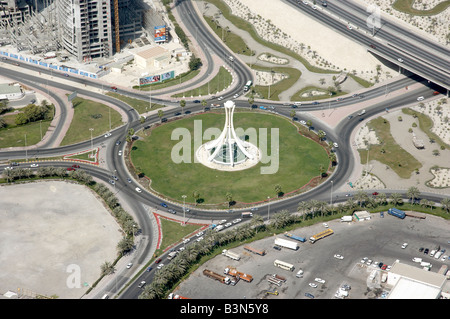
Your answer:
274,237 -> 299,250
244,245 -> 266,256
388,207 -> 406,219
203,269 -> 230,284
222,249 -> 240,261
224,267 -> 253,283
273,259 -> 295,271
341,216 -> 353,222
309,229 -> 334,243
284,232 -> 306,243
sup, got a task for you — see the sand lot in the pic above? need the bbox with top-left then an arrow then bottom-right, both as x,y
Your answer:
0,181 -> 122,299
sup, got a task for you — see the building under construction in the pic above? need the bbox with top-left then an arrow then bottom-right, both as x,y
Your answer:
0,0 -> 166,62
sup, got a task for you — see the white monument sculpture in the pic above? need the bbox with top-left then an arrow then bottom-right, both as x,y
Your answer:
196,100 -> 260,171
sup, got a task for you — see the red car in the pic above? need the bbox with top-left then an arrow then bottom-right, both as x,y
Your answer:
432,91 -> 439,95
155,258 -> 162,264
381,264 -> 387,270
67,167 -> 75,171
372,192 -> 379,196
72,164 -> 80,168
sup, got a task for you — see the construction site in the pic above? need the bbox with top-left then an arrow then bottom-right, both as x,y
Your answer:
0,0 -> 188,82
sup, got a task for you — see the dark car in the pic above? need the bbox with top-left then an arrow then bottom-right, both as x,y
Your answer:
273,246 -> 281,251
312,101 -> 319,105
146,266 -> 153,272
305,293 -> 315,299
424,248 -> 429,254
116,140 -> 121,146
155,258 -> 162,264
419,247 -> 424,252
161,118 -> 168,123
160,202 -> 168,208
370,44 -> 376,49
64,73 -> 69,77
378,262 -> 383,268
193,100 -> 201,103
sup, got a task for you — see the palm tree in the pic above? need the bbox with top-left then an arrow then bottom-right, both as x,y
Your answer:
290,110 -> 296,120
390,193 -> 403,206
157,109 -> 164,123
225,192 -> 233,207
317,130 -> 326,141
406,186 -> 420,204
345,198 -> 357,212
306,119 -> 312,130
297,201 -> 309,221
250,215 -> 265,233
275,184 -> 282,197
180,99 -> 186,113
354,190 -> 368,207
201,99 -> 207,111
100,261 -> 115,276
440,198 -> 450,214
193,190 -> 200,205
377,192 -> 387,206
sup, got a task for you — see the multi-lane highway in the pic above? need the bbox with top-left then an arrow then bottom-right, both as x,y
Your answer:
283,0 -> 450,89
1,0 -> 449,299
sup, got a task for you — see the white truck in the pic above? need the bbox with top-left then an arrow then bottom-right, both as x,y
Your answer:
358,109 -> 366,116
222,249 -> 240,261
274,238 -> 299,251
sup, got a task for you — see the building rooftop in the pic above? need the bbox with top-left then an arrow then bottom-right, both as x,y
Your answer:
388,277 -> 441,299
390,262 -> 447,288
0,83 -> 22,94
135,46 -> 168,59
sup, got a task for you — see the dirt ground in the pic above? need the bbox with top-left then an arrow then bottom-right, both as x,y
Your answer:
0,181 -> 122,299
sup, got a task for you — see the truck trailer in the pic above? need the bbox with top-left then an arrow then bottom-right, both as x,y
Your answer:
309,229 -> 334,243
203,269 -> 231,284
340,216 -> 353,222
244,245 -> 266,256
274,238 -> 299,250
222,249 -> 241,261
388,208 -> 406,219
224,267 -> 253,283
284,232 -> 306,242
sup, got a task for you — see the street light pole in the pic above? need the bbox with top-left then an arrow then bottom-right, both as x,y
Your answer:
89,128 -> 94,156
182,195 -> 187,226
330,180 -> 334,208
267,196 -> 271,221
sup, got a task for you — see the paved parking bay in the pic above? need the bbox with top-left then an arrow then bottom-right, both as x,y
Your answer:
174,213 -> 449,299
0,181 -> 122,299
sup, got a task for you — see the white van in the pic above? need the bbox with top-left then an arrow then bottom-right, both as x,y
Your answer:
101,294 -> 109,299
412,257 -> 422,263
229,56 -> 234,62
296,269 -> 304,278
294,102 -> 302,106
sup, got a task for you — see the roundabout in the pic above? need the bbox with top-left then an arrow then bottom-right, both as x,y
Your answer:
129,106 -> 331,207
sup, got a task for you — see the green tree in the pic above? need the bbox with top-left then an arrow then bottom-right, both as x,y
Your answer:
406,186 -> 420,204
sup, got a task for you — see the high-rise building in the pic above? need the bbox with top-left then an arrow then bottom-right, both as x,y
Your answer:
56,0 -> 113,62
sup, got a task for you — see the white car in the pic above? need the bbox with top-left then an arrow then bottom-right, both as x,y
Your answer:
300,120 -> 306,125
30,163 -> 39,167
232,218 -> 241,224
218,96 -> 224,101
367,259 -> 373,266
347,25 -> 353,30
315,278 -> 326,284
218,219 -> 227,225
333,142 -> 338,148
196,236 -> 204,242
104,132 -> 112,138
312,5 -> 316,9
135,187 -> 142,193
441,255 -> 448,261
196,231 -> 204,237
183,238 -> 190,244
401,243 -> 408,249
233,93 -> 240,98
118,150 -> 122,156
417,96 -> 424,101
224,222 -> 232,227
303,0 -> 308,4
138,281 -> 146,288
126,263 -> 133,269
334,254 -> 344,260
397,58 -> 403,63
323,223 -> 328,228
309,283 -> 318,288
157,263 -> 164,270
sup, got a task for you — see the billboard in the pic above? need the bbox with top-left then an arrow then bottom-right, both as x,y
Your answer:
154,25 -> 167,43
139,70 -> 174,86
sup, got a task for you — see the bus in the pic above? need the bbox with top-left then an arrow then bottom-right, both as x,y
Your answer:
241,212 -> 253,218
273,259 -> 295,271
243,80 -> 252,92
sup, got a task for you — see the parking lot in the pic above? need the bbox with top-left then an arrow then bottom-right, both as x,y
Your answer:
173,212 -> 449,299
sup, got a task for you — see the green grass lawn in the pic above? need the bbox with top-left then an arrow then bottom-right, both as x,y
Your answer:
0,117 -> 52,148
251,65 -> 302,101
158,218 -> 204,251
106,92 -> 166,114
358,117 -> 422,178
171,66 -> 233,98
130,112 -> 329,206
60,96 -> 123,146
